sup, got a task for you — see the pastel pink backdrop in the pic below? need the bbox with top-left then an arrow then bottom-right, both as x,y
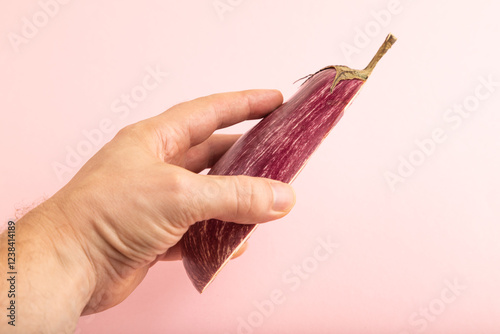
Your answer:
1,0 -> 499,333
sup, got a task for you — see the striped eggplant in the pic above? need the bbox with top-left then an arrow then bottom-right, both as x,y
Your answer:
181,34 -> 397,293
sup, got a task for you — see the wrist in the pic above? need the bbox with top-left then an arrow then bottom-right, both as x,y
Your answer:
1,199 -> 97,333
35,198 -> 98,295
36,197 -> 98,302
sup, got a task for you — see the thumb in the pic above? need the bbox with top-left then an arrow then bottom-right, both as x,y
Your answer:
191,174 -> 296,224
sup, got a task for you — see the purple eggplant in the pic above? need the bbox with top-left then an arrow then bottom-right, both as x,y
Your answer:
181,34 -> 397,293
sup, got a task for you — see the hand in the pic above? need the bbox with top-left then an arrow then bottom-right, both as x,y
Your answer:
0,90 -> 296,333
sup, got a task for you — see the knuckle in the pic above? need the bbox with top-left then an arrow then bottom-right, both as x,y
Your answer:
116,123 -> 137,136
116,122 -> 151,140
160,124 -> 186,158
166,172 -> 188,194
233,176 -> 259,218
201,176 -> 221,200
163,172 -> 201,222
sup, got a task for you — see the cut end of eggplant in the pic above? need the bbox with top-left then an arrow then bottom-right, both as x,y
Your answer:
184,225 -> 258,293
180,33 -> 397,293
181,221 -> 258,293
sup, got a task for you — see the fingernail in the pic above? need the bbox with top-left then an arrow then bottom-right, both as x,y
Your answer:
271,182 -> 295,212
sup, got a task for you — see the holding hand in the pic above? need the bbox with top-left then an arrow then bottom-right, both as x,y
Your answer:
0,90 -> 296,333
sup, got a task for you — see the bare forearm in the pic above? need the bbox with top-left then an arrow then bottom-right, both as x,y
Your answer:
0,203 -> 95,333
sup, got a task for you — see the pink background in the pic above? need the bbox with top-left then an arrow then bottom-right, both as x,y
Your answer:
1,0 -> 499,333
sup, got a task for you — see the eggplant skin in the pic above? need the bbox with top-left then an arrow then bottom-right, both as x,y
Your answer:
181,68 -> 364,293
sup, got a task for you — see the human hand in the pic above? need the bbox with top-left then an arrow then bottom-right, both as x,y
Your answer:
1,90 -> 296,332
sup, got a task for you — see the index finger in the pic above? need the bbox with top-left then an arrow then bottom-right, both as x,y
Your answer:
147,89 -> 283,152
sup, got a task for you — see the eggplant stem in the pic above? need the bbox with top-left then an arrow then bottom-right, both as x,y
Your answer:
329,33 -> 397,92
297,34 -> 397,92
363,33 -> 398,74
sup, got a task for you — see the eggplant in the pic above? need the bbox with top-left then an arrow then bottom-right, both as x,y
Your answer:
181,34 -> 397,293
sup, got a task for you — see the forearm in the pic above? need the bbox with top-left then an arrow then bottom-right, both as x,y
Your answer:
0,201 -> 95,333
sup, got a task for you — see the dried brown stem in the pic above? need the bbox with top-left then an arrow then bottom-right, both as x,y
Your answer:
298,34 -> 397,92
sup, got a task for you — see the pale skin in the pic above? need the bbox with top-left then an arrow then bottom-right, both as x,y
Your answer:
0,90 -> 296,333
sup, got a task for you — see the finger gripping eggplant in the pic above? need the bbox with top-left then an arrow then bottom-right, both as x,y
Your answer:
181,34 -> 397,293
